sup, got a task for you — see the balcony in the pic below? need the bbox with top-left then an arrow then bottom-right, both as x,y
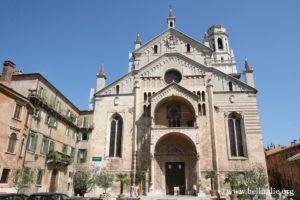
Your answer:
46,151 -> 72,166
28,90 -> 94,132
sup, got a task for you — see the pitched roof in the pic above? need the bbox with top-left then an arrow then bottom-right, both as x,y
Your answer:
132,28 -> 213,55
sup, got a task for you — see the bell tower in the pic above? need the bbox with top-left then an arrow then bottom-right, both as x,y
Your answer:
206,25 -> 238,75
167,8 -> 176,29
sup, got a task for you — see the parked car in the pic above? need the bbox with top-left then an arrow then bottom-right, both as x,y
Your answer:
28,193 -> 69,200
0,193 -> 28,200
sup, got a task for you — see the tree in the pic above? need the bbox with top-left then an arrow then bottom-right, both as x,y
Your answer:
73,165 -> 95,196
95,172 -> 114,193
205,169 -> 218,191
10,168 -> 36,193
135,170 -> 146,195
115,173 -> 129,196
238,165 -> 268,200
224,171 -> 239,194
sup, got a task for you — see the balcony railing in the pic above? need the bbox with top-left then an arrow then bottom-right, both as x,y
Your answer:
46,151 -> 72,166
28,90 -> 93,132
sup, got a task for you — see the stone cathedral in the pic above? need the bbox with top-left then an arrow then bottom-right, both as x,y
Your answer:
90,10 -> 267,195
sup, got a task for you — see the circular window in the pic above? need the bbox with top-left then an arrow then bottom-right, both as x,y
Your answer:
164,70 -> 182,84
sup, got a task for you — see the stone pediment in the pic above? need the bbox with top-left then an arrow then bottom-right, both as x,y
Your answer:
150,82 -> 199,118
138,53 -> 208,77
150,82 -> 198,104
133,28 -> 212,56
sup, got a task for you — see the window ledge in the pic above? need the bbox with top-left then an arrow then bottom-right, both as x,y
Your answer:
5,152 -> 16,155
228,157 -> 248,160
105,157 -> 122,160
12,117 -> 22,122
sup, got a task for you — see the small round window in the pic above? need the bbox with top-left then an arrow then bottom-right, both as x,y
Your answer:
164,70 -> 182,84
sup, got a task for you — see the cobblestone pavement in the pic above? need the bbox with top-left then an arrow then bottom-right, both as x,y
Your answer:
138,195 -> 215,200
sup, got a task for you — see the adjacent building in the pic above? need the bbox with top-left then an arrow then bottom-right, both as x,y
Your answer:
0,62 -> 93,195
266,140 -> 300,197
0,61 -> 34,192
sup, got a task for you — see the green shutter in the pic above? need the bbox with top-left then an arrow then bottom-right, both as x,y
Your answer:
33,134 -> 38,152
45,139 -> 49,153
49,141 -> 55,152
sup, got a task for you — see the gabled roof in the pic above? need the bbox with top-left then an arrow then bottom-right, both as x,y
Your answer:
132,28 -> 213,56
150,81 -> 199,102
95,52 -> 257,96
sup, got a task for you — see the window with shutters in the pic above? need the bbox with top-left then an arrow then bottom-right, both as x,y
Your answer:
7,133 -> 17,153
41,137 -> 49,154
27,132 -> 38,152
109,114 -> 123,157
13,103 -> 22,120
62,144 -> 68,154
38,86 -> 47,100
77,149 -> 87,163
36,169 -> 43,185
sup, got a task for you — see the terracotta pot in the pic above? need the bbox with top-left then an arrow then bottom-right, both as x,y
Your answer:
229,194 -> 239,200
210,190 -> 217,196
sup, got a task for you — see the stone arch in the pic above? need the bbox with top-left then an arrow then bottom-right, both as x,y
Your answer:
154,132 -> 197,155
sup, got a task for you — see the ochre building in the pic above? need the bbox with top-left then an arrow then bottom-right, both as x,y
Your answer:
266,141 -> 300,198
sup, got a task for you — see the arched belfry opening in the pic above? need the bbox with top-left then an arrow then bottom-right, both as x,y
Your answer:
153,132 -> 198,195
153,96 -> 196,128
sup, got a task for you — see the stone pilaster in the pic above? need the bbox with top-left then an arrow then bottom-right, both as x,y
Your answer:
207,82 -> 220,190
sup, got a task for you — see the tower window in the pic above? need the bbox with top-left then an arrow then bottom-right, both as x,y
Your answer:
170,22 -> 173,28
144,92 -> 147,102
116,85 -> 120,94
201,91 -> 205,102
217,38 -> 223,50
154,45 -> 158,54
229,82 -> 233,91
186,44 -> 191,53
228,112 -> 246,157
221,57 -> 224,62
202,104 -> 206,116
109,114 -> 123,157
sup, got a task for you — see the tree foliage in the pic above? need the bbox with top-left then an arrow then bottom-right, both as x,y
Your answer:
115,173 -> 129,195
95,172 -> 114,193
10,168 -> 36,193
224,171 -> 240,193
237,165 -> 268,200
73,165 -> 95,196
205,169 -> 218,191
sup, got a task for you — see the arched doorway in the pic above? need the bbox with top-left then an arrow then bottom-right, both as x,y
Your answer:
154,133 -> 198,195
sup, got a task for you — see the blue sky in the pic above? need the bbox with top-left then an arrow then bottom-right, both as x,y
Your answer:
0,1 -> 299,147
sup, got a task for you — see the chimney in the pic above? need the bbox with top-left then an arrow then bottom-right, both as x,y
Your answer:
1,60 -> 15,85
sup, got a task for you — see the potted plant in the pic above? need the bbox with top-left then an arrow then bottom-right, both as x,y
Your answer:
224,171 -> 239,200
205,169 -> 218,196
95,171 -> 114,200
115,173 -> 129,198
135,170 -> 146,196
